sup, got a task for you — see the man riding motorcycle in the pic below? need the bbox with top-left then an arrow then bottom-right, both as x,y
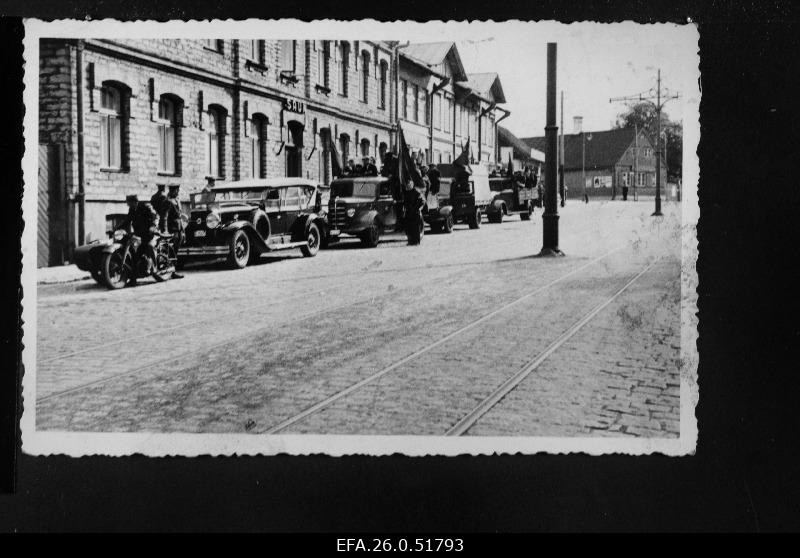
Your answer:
121,194 -> 160,281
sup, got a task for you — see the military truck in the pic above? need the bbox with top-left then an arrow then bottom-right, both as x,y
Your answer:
434,163 -> 494,229
485,176 -> 536,223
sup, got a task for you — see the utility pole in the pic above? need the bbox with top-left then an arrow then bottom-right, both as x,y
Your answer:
538,43 -> 563,257
559,90 -> 565,207
610,68 -> 680,217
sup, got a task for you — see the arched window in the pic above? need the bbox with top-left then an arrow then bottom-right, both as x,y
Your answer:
250,114 -> 267,178
378,142 -> 387,163
157,96 -> 179,175
360,51 -> 370,103
99,85 -> 123,169
206,107 -> 224,178
338,42 -> 350,96
360,138 -> 370,158
379,60 -> 388,110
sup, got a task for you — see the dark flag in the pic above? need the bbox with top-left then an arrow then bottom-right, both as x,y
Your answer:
397,123 -> 424,189
323,127 -> 343,178
506,152 -> 514,176
453,137 -> 472,174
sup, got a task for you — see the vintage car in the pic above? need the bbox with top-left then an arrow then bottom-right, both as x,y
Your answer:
179,178 -> 328,269
326,176 -> 423,247
73,212 -> 130,284
485,176 -> 536,223
434,163 -> 494,229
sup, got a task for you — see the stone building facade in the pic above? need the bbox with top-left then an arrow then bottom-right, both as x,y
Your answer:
37,38 -> 397,266
397,43 -> 506,168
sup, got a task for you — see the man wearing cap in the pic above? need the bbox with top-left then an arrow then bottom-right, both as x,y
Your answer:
150,184 -> 168,226
364,156 -> 379,176
164,185 -> 185,279
121,194 -> 159,280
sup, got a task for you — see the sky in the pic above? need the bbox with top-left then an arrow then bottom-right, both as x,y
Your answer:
448,22 -> 699,139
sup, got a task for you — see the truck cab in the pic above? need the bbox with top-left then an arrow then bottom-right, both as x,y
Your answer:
327,176 -> 403,247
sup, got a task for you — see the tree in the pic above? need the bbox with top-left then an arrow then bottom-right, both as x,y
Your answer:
615,102 -> 683,183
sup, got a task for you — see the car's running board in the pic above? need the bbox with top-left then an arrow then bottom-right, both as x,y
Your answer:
266,241 -> 307,250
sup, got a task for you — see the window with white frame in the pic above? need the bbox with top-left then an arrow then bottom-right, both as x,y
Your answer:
317,41 -> 331,88
421,89 -> 428,125
248,40 -> 265,65
280,40 -> 296,73
433,94 -> 441,130
338,42 -> 350,96
206,107 -> 223,178
249,115 -> 266,178
401,80 -> 408,119
99,85 -> 123,169
379,60 -> 387,109
157,96 -> 178,174
443,98 -> 451,133
203,39 -> 223,53
360,51 -> 370,102
413,84 -> 419,122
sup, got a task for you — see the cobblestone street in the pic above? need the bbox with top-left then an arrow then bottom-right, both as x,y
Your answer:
33,201 -> 684,438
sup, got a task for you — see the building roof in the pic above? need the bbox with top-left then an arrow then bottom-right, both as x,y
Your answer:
521,128 -> 640,170
399,42 -> 468,82
464,73 -> 506,104
498,126 -> 538,162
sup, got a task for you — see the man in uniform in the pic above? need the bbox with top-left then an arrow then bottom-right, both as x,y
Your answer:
164,184 -> 185,279
427,163 -> 441,195
150,184 -> 168,225
364,156 -> 379,176
403,181 -> 424,246
121,194 -> 160,281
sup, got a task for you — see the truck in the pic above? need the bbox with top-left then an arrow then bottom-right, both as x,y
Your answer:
485,176 -> 537,223
433,163 -> 494,229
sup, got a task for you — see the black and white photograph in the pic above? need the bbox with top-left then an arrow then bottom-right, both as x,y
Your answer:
20,18 -> 699,456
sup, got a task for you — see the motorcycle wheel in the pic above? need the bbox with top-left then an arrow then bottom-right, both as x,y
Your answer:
101,249 -> 131,290
151,240 -> 176,282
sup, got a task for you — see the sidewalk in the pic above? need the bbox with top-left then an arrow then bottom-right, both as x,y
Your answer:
37,264 -> 91,285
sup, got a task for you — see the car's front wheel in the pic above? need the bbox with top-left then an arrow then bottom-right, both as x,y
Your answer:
360,221 -> 380,248
301,222 -> 321,257
227,229 -> 250,269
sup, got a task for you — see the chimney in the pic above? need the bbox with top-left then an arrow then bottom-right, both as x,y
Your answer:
573,116 -> 583,134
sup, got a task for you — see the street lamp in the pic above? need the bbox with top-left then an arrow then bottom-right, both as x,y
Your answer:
581,131 -> 592,203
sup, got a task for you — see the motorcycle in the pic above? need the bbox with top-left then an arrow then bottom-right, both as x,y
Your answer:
99,229 -> 177,289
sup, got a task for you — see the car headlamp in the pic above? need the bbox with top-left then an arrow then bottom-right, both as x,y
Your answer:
113,229 -> 126,241
205,212 -> 220,229
346,208 -> 356,218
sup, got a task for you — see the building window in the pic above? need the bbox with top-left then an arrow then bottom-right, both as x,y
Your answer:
203,39 -> 223,53
433,94 -> 442,130
360,51 -> 370,103
338,42 -> 350,96
421,90 -> 429,125
248,40 -> 265,65
401,80 -> 408,119
280,40 -> 296,73
455,105 -> 461,136
317,41 -> 331,89
360,138 -> 370,157
339,134 -> 351,165
443,98 -> 451,133
412,84 -> 419,123
157,96 -> 178,175
206,107 -> 223,178
99,85 -> 123,170
379,60 -> 387,109
250,115 -> 267,178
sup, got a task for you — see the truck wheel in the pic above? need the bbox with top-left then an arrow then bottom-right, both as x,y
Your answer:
360,222 -> 380,248
443,213 -> 454,233
227,229 -> 250,269
488,208 -> 503,223
468,208 -> 482,229
301,222 -> 321,257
